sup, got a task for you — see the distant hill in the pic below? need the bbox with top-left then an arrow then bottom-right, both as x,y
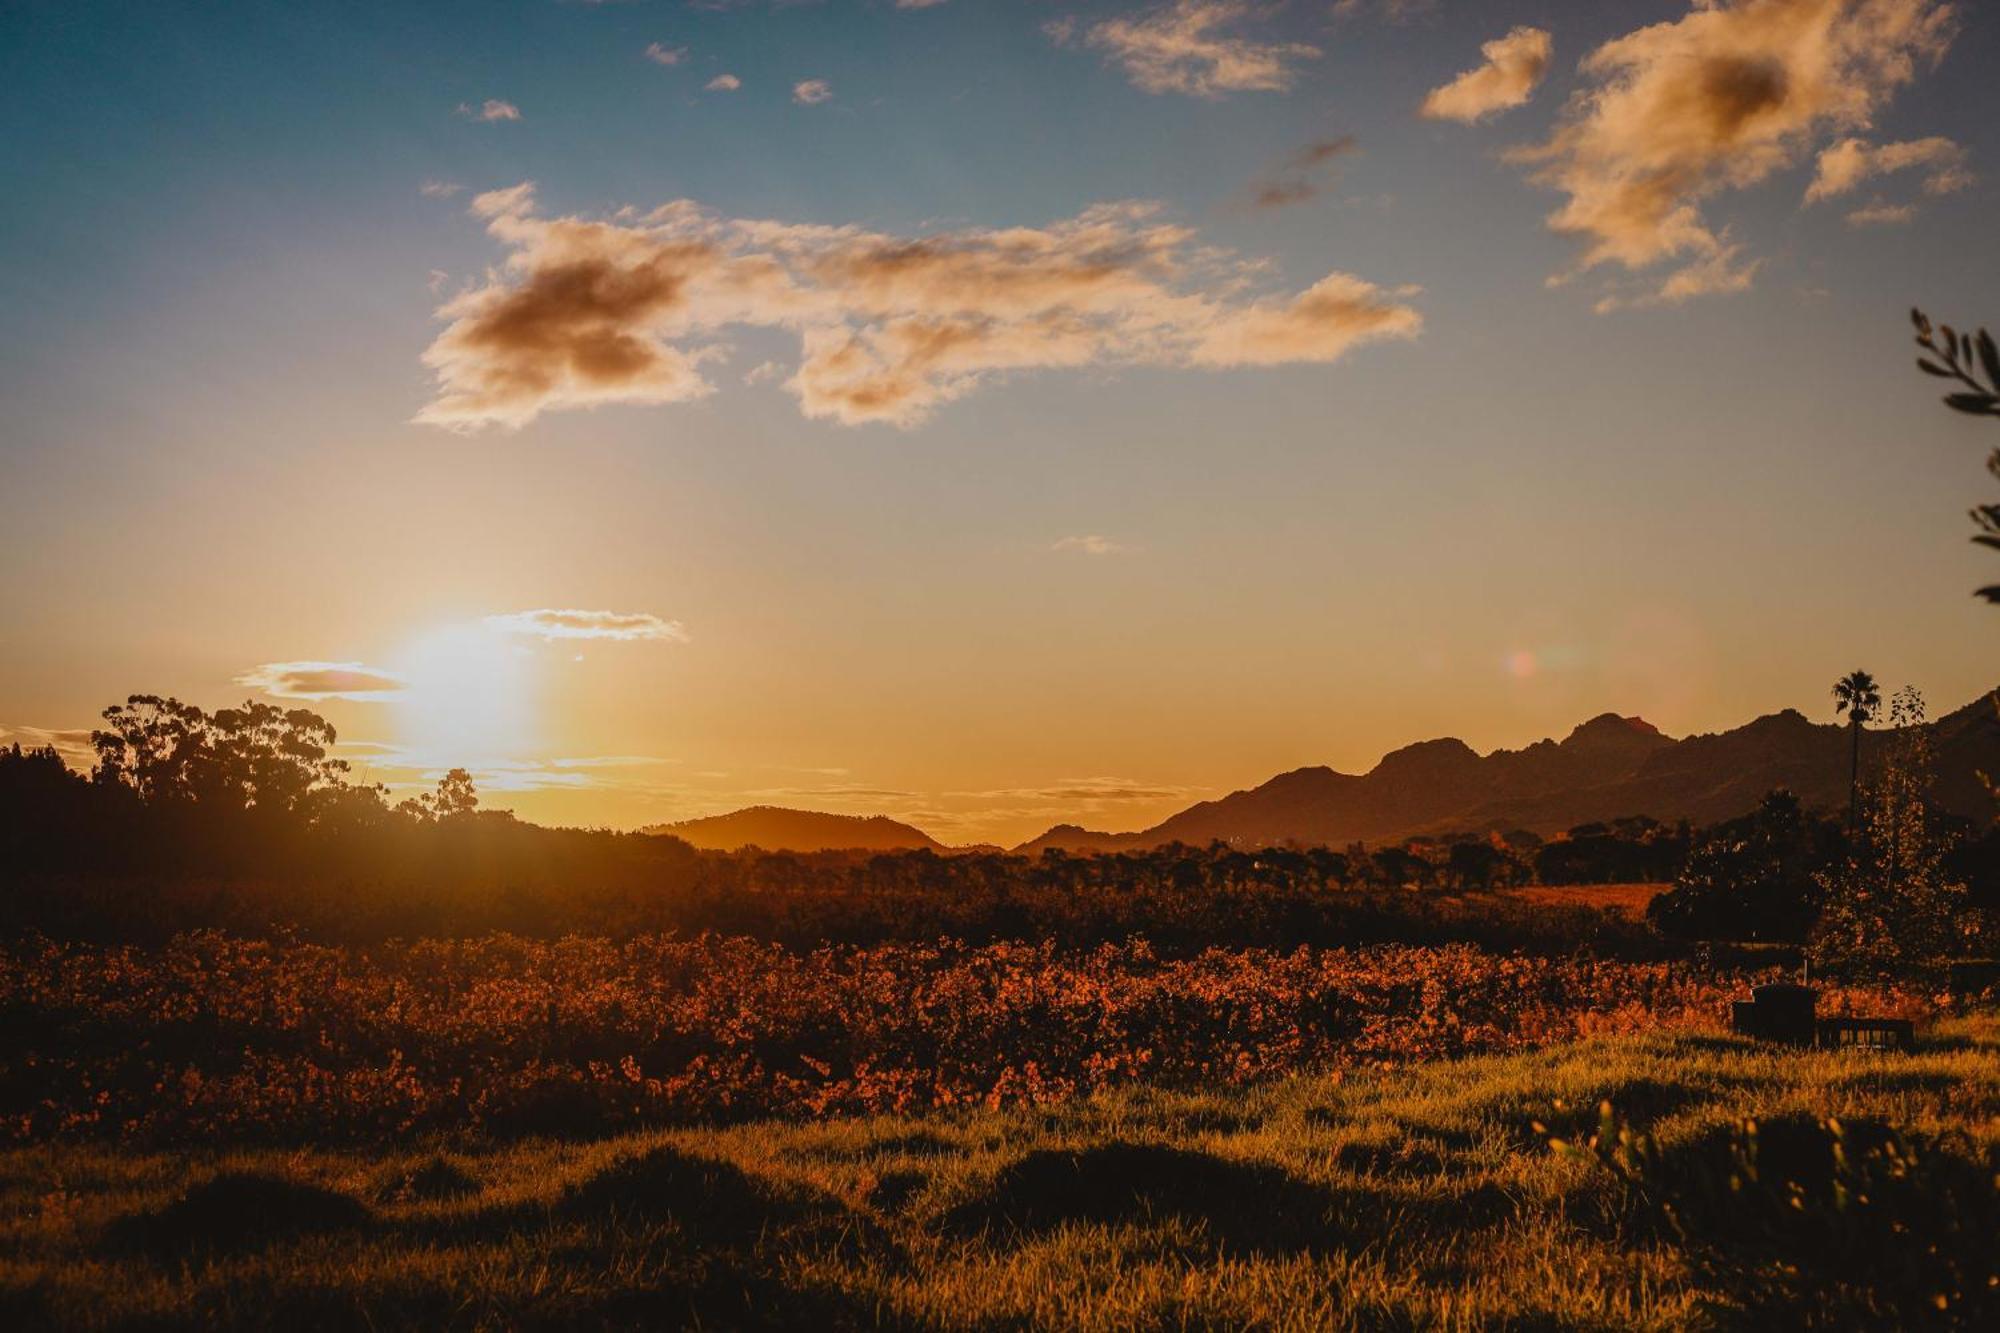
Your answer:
1015,690 -> 2000,854
645,806 -> 947,853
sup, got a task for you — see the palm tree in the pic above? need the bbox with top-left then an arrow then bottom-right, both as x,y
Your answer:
1832,669 -> 1881,828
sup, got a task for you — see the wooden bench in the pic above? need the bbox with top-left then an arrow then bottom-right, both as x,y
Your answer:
1817,1017 -> 1916,1053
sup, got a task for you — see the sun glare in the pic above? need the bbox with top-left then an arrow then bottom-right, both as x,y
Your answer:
391,622 -> 536,768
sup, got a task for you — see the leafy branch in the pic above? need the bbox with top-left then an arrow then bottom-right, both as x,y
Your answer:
1913,309 -> 2000,417
1911,308 -> 2000,603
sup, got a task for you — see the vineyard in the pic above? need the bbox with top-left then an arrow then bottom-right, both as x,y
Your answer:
0,932 -> 1932,1145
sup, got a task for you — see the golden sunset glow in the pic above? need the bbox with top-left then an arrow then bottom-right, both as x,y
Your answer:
2,0 -> 1993,849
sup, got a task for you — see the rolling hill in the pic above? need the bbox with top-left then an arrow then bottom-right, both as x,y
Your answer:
644,806 -> 947,853
1016,688 -> 2000,854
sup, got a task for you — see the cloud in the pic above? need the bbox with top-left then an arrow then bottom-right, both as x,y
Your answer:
1056,0 -> 1321,98
420,179 -> 463,199
743,359 -> 783,385
897,0 -> 950,7
0,725 -> 97,769
1249,136 -> 1357,209
706,73 -> 742,91
236,661 -> 407,702
644,42 -> 687,67
483,609 -> 690,642
1420,26 -> 1552,123
1333,0 -> 1436,19
1510,0 -> 1955,307
1592,240 -> 1762,312
1052,534 -> 1126,555
1846,198 -> 1917,225
792,79 -> 833,105
457,99 -> 522,123
416,186 -> 1420,429
1804,134 -> 1970,201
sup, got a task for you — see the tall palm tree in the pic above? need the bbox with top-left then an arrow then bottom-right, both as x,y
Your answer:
1832,669 -> 1881,828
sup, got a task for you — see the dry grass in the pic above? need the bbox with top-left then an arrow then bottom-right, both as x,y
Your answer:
1498,881 -> 1667,917
2,1015 -> 1997,1329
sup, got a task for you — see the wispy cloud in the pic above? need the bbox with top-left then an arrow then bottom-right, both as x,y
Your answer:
483,609 -> 690,642
1052,534 -> 1127,556
1805,135 -> 1970,202
644,42 -> 688,67
1054,1 -> 1321,99
792,79 -> 833,105
706,73 -> 742,92
417,185 -> 1420,430
1509,0 -> 1955,309
0,725 -> 97,769
457,99 -> 522,123
420,179 -> 462,199
236,661 -> 406,702
1248,136 -> 1357,210
1846,198 -> 1917,226
1420,26 -> 1551,123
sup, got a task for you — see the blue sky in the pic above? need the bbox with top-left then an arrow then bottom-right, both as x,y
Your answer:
2,0 -> 1997,843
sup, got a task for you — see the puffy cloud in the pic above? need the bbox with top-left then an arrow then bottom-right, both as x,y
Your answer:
1249,136 -> 1357,209
1805,134 -> 1970,200
1847,198 -> 1917,225
236,661 -> 406,702
1056,1 -> 1321,99
643,43 -> 687,67
483,609 -> 690,642
1052,534 -> 1126,555
1511,0 -> 1956,307
457,99 -> 522,123
706,73 -> 742,91
1420,26 -> 1552,123
792,79 -> 833,105
417,187 -> 1419,430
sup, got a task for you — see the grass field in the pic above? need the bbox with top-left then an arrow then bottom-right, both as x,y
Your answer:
1495,882 -> 1667,918
5,1015 -> 1997,1330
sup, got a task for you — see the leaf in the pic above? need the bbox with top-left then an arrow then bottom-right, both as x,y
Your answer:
1976,586 -> 2000,604
1917,359 -> 1955,377
1941,326 -> 1959,361
1970,535 -> 2000,552
1943,392 -> 2000,416
1978,330 -> 2000,392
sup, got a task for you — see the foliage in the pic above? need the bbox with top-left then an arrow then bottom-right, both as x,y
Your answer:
91,695 -> 351,814
1556,1101 -> 2000,1328
1911,308 -> 2000,603
1647,790 -> 1831,943
0,932 -> 1929,1145
1833,669 -> 1882,726
1811,688 -> 1979,977
7,1018 -> 2000,1330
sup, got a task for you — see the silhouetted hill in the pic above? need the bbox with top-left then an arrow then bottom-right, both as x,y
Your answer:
643,806 -> 947,853
1014,691 -> 2000,853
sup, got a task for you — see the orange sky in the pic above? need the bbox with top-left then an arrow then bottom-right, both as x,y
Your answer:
2,0 -> 1996,846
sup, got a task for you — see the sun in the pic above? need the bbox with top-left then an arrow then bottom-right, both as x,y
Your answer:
390,622 -> 537,769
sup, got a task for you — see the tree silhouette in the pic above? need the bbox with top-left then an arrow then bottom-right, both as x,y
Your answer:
398,766 -> 479,822
91,695 -> 348,813
1832,669 -> 1880,830
1911,309 -> 2000,602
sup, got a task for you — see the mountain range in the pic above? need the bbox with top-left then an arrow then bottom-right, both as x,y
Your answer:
641,690 -> 1999,855
1016,689 -> 2000,854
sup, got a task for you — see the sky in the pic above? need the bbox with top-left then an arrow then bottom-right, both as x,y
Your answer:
2,0 -> 1997,847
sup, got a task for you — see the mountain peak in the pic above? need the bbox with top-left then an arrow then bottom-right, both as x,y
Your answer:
1562,713 -> 1666,747
1371,736 -> 1479,776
